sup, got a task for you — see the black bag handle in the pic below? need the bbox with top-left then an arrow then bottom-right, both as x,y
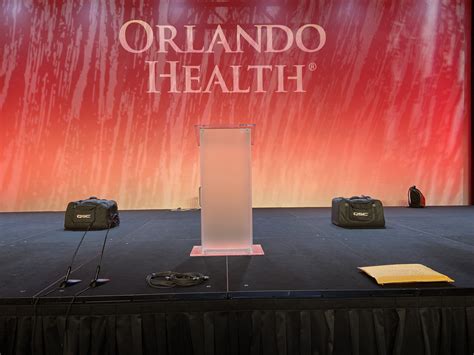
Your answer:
349,195 -> 371,200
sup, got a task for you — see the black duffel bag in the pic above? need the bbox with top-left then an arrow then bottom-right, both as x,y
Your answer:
64,196 -> 120,230
331,196 -> 385,228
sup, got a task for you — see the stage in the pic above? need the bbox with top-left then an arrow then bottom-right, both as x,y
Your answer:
0,207 -> 473,354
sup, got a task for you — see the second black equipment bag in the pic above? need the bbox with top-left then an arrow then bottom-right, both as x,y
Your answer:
332,196 -> 385,228
64,196 -> 120,230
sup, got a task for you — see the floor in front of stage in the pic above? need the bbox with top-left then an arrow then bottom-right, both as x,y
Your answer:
0,207 -> 473,300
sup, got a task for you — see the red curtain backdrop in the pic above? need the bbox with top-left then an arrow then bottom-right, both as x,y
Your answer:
0,0 -> 471,211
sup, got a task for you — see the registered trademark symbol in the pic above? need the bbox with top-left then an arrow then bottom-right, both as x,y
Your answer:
308,62 -> 317,71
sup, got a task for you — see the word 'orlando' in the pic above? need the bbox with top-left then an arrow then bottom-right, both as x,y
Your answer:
119,21 -> 327,93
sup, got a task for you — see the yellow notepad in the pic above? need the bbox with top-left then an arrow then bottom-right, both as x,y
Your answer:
358,264 -> 454,285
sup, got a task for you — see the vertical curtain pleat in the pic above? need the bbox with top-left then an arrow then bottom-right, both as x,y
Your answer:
392,308 -> 406,355
274,311 -> 288,355
154,313 -> 168,354
187,312 -> 205,355
202,311 -> 216,355
89,316 -> 107,355
210,312 -> 227,355
63,314 -> 80,355
6,317 -> 18,355
450,308 -> 468,354
15,317 -> 31,355
348,310 -> 360,355
115,315 -> 131,355
168,312 -> 194,355
130,315 -> 144,354
324,309 -> 335,355
31,315 -> 44,355
420,307 -> 441,355
299,311 -> 312,355
372,309 -> 387,355
438,308 -> 452,355
333,309 -> 351,355
379,308 -> 399,354
105,315 -> 117,354
261,311 -> 278,355
283,311 -> 300,354
78,316 -> 91,355
467,307 -> 474,354
236,311 -> 253,355
227,312 -> 241,355
405,308 -> 426,354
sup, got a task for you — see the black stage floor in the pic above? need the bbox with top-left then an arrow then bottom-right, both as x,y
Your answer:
0,207 -> 473,300
1,207 -> 474,355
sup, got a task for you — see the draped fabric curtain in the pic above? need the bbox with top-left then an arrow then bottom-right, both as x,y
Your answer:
1,302 -> 473,355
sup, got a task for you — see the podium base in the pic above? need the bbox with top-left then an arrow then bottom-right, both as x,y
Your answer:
190,244 -> 264,257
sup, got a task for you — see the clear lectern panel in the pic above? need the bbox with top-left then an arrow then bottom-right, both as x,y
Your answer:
191,125 -> 263,256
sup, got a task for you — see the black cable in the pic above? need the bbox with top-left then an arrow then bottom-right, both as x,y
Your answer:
31,286 -> 58,345
30,222 -> 94,351
68,224 -> 92,268
97,224 -> 110,267
62,286 -> 91,352
62,221 -> 114,348
59,223 -> 93,288
146,271 -> 209,288
89,223 -> 111,287
62,222 -> 112,350
31,296 -> 41,353
31,205 -> 111,351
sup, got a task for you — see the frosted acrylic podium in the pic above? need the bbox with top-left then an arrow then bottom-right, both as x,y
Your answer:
190,125 -> 264,256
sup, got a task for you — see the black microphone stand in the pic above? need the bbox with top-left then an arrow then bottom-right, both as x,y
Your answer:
89,223 -> 112,287
59,224 -> 92,288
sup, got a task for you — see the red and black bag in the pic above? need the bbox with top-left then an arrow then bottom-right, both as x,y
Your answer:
408,186 -> 426,208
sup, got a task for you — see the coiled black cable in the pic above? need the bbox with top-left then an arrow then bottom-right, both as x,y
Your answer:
146,271 -> 209,288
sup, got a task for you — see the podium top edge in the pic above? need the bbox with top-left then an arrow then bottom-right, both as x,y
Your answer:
194,124 -> 256,145
195,124 -> 255,129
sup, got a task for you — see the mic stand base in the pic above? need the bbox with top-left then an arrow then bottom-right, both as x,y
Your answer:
59,279 -> 82,288
89,278 -> 110,288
